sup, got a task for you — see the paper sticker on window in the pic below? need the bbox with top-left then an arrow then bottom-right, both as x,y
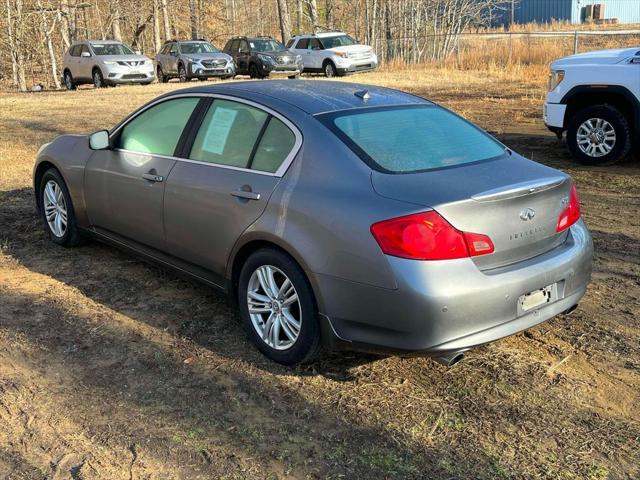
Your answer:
202,107 -> 238,155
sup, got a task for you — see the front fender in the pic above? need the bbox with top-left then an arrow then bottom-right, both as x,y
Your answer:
33,135 -> 92,227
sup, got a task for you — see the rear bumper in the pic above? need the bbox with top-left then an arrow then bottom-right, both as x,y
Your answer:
315,220 -> 593,355
544,102 -> 567,130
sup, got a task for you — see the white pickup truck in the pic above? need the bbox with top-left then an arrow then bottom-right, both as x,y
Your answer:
544,47 -> 640,165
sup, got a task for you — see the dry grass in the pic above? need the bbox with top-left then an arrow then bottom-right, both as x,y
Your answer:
1,70 -> 639,479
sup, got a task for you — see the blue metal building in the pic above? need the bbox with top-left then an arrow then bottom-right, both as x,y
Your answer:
493,0 -> 640,26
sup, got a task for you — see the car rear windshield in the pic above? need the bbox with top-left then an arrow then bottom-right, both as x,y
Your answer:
91,43 -> 134,55
321,35 -> 357,49
180,42 -> 219,54
318,105 -> 506,174
249,39 -> 284,52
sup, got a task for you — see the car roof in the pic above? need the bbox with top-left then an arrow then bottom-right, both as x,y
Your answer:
293,32 -> 348,38
174,80 -> 430,115
84,40 -> 124,44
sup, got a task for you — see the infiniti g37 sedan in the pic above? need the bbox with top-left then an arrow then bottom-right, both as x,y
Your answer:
33,81 -> 593,366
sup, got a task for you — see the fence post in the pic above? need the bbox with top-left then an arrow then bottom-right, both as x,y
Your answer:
573,31 -> 579,54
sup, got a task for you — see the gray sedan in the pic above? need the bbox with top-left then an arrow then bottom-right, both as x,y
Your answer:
33,81 -> 593,366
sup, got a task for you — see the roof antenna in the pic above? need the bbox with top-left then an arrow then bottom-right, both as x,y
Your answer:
354,90 -> 370,101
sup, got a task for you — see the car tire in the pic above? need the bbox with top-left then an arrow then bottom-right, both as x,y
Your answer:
92,68 -> 106,88
323,60 -> 337,78
63,70 -> 76,91
567,105 -> 631,166
178,63 -> 188,82
157,65 -> 168,83
39,168 -> 82,247
238,248 -> 321,365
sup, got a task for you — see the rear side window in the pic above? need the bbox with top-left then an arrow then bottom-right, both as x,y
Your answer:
118,98 -> 199,156
190,100 -> 268,168
296,38 -> 309,49
252,118 -> 296,173
309,38 -> 322,50
320,106 -> 506,173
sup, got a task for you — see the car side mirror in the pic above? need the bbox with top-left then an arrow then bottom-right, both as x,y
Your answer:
239,48 -> 248,54
135,50 -> 142,55
89,130 -> 110,150
81,51 -> 91,57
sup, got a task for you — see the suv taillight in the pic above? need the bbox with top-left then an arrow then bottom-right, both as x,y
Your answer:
556,184 -> 581,232
370,211 -> 494,261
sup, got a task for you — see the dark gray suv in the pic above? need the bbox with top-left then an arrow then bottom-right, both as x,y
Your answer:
155,40 -> 235,82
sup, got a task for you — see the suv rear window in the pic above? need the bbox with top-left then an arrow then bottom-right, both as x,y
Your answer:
318,105 -> 506,174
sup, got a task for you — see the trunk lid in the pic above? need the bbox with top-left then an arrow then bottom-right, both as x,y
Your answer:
371,155 -> 572,270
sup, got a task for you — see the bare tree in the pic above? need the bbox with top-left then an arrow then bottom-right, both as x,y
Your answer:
160,0 -> 171,40
276,0 -> 291,43
189,0 -> 199,39
6,0 -> 27,91
325,0 -> 334,29
111,0 -> 122,40
36,0 -> 62,88
152,0 -> 162,52
306,0 -> 318,32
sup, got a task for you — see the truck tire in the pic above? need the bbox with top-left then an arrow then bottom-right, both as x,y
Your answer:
567,105 -> 631,166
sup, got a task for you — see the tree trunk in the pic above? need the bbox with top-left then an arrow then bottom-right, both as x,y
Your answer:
296,0 -> 302,32
6,0 -> 27,91
111,0 -> 122,40
189,0 -> 199,39
160,0 -> 171,40
306,0 -> 319,32
325,0 -> 333,29
276,0 -> 292,43
37,0 -> 62,89
153,0 -> 162,52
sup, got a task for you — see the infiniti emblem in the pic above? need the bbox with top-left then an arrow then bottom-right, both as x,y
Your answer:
520,208 -> 536,221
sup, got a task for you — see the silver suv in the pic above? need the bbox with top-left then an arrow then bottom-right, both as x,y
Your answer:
155,40 -> 235,82
63,40 -> 155,89
286,32 -> 378,77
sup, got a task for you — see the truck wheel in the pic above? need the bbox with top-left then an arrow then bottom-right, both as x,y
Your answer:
323,60 -> 337,78
567,105 -> 631,166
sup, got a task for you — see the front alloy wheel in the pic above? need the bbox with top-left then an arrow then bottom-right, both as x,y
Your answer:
576,118 -> 616,158
178,64 -> 188,82
238,248 -> 321,365
324,61 -> 337,78
43,179 -> 67,238
93,69 -> 105,88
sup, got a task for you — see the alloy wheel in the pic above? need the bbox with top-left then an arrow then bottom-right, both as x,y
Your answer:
43,180 -> 67,238
179,65 -> 187,82
93,70 -> 103,88
247,265 -> 301,351
65,73 -> 73,90
576,118 -> 616,158
324,63 -> 336,78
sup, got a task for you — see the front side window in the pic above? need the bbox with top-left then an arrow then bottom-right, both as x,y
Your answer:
80,44 -> 91,56
249,39 -> 284,52
118,98 -> 199,156
180,42 -> 219,54
320,35 -> 357,49
295,38 -> 309,49
319,106 -> 506,173
70,45 -> 81,56
169,44 -> 178,55
285,39 -> 295,48
91,42 -> 135,56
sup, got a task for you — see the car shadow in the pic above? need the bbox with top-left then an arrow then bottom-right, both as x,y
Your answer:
0,185 -> 525,478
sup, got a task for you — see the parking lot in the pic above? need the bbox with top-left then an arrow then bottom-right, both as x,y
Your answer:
1,69 -> 639,479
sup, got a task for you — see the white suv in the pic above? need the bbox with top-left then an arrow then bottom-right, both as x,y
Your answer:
286,32 -> 378,77
544,47 -> 640,165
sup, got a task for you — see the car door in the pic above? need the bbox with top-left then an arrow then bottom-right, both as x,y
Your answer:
79,43 -> 93,80
168,43 -> 180,73
308,38 -> 324,70
156,44 -> 169,72
237,40 -> 251,73
66,45 -> 81,78
163,97 -> 301,279
84,97 -> 201,250
293,38 -> 310,70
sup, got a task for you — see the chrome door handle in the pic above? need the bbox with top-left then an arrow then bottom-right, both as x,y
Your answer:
142,173 -> 163,182
231,190 -> 261,201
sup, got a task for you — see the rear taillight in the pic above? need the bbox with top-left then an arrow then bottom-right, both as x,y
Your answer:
370,211 -> 494,261
556,184 -> 581,232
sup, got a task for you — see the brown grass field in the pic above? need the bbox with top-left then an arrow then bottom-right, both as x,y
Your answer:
1,68 -> 639,479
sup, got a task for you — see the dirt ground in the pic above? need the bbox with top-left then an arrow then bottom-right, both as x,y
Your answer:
0,69 -> 638,480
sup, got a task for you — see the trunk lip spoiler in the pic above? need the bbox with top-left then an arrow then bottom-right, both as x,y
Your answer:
471,176 -> 567,202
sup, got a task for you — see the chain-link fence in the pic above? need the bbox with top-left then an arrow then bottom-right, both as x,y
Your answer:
372,30 -> 640,68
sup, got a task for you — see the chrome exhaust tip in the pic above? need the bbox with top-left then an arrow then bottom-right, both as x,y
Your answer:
434,351 -> 465,367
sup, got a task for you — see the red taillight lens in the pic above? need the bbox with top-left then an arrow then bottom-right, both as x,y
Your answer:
556,184 -> 581,232
370,211 -> 494,260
